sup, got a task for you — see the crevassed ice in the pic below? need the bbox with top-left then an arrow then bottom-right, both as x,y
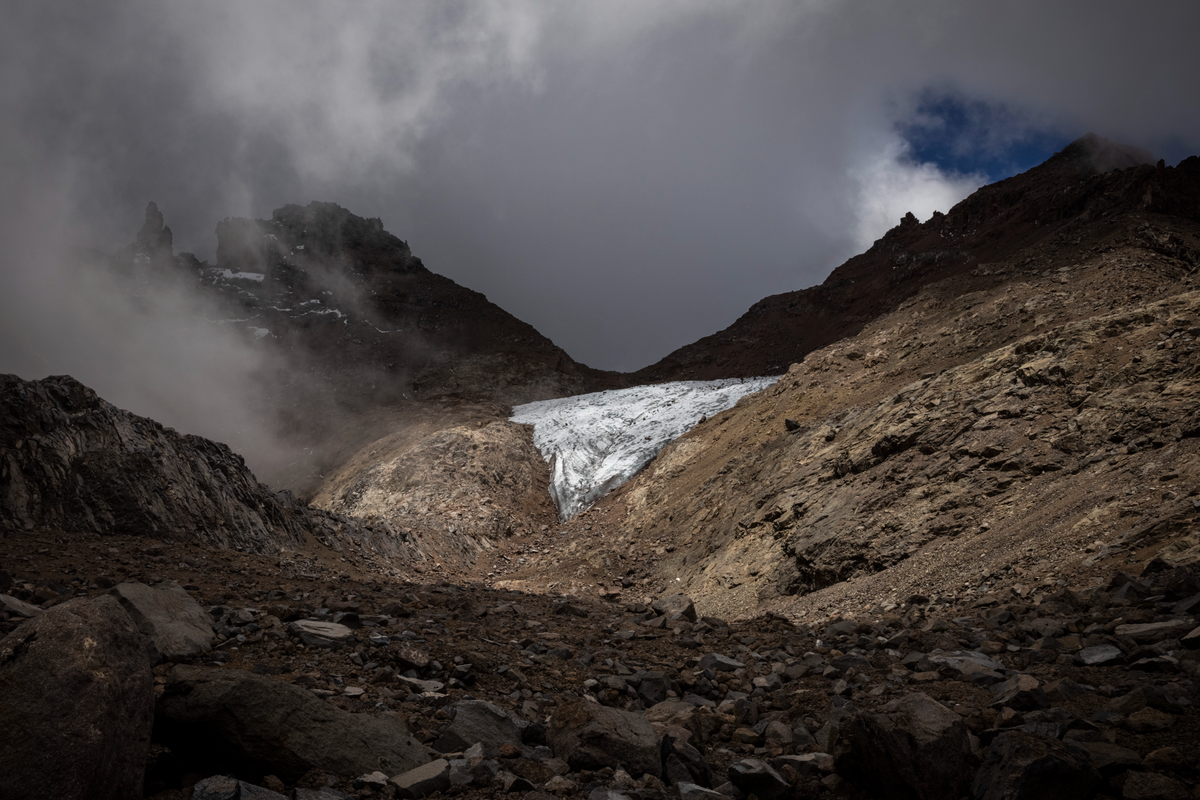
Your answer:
511,377 -> 778,520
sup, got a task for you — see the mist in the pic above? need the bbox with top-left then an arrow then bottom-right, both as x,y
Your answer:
2,1 -> 1198,479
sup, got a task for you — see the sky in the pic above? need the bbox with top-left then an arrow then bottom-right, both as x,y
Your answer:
1,1 -> 1198,467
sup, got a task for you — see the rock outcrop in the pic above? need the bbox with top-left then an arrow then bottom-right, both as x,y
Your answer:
0,373 -> 418,556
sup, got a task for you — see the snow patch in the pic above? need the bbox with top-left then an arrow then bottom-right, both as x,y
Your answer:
219,269 -> 266,282
511,377 -> 777,520
248,327 -> 271,340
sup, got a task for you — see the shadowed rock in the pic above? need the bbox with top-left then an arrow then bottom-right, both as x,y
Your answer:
0,595 -> 154,800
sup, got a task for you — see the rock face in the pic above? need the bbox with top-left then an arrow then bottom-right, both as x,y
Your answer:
0,373 -> 416,559
0,595 -> 154,800
155,664 -> 428,781
108,580 -> 214,664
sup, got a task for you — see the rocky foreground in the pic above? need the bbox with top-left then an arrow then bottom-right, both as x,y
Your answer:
1,530 -> 1197,800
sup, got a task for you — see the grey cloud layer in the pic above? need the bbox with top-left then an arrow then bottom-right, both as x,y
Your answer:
2,1 -> 1198,383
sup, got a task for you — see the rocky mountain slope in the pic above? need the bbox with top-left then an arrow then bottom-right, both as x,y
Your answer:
137,200 -> 618,410
631,135 -> 1196,383
0,373 -> 418,562
500,138 -> 1200,625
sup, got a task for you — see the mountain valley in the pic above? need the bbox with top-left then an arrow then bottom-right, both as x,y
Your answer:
3,135 -> 1200,800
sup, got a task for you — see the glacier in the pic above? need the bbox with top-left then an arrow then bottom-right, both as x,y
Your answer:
510,377 -> 778,520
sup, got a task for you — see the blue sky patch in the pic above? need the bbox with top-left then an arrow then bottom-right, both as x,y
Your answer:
898,90 -> 1071,183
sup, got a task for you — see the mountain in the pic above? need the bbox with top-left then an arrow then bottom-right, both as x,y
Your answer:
3,134 -> 1200,800
502,135 -> 1200,623
632,134 -> 1196,382
136,200 -> 619,409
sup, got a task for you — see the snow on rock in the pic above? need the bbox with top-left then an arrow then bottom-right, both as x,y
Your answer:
511,377 -> 778,519
219,269 -> 266,282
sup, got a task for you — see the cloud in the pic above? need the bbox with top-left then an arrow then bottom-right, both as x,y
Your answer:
849,136 -> 985,251
1,0 -> 1198,401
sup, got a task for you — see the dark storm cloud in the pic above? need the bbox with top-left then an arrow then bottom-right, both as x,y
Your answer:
2,1 -> 1198,396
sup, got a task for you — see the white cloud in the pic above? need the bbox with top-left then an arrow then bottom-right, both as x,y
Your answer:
848,136 -> 985,250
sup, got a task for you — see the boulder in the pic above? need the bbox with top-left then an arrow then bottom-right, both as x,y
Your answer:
833,692 -> 973,800
651,594 -> 697,622
432,699 -> 526,753
288,619 -> 356,648
0,595 -> 154,800
156,664 -> 427,781
991,674 -> 1050,711
548,697 -> 661,777
727,759 -> 790,800
390,759 -> 451,799
972,731 -> 1102,800
108,580 -> 213,664
0,593 -> 43,618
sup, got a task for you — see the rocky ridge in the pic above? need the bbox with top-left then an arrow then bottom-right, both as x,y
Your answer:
0,373 -> 418,563
633,135 -> 1198,383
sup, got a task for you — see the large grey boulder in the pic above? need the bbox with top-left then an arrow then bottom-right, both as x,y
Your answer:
834,692 -> 973,800
548,697 -> 661,777
156,664 -> 427,781
108,580 -> 213,664
432,699 -> 526,753
0,595 -> 154,800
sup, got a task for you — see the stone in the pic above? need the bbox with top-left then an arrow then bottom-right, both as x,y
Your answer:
1142,747 -> 1189,774
1113,619 -> 1195,643
1126,707 -> 1174,732
1121,772 -> 1191,800
727,759 -> 790,800
548,697 -> 661,777
0,593 -> 43,618
288,619 -> 356,648
925,650 -> 1005,678
645,698 -> 702,740
1071,741 -> 1144,778
0,595 -> 154,800
433,699 -> 527,753
1106,686 -> 1182,716
834,692 -> 973,800
651,594 -> 697,622
1181,626 -> 1200,649
991,674 -> 1050,711
390,759 -> 451,798
193,776 -> 289,800
1077,644 -> 1125,666
108,580 -> 214,664
972,731 -> 1102,800
157,664 -> 426,781
193,775 -> 240,800
677,783 -> 729,800
698,653 -> 744,672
